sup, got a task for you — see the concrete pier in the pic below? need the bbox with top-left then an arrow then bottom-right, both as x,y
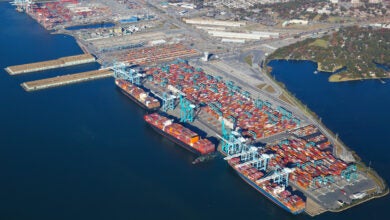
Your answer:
21,69 -> 113,92
304,198 -> 326,217
5,54 -> 96,75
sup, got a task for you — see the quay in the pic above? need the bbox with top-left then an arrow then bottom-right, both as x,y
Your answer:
5,54 -> 96,75
21,69 -> 113,92
117,60 -> 385,216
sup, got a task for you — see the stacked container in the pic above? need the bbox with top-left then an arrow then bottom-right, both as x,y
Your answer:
144,113 -> 215,155
144,62 -> 299,140
116,79 -> 160,110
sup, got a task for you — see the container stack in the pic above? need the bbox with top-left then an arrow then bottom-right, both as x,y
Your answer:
144,113 -> 215,155
126,44 -> 199,65
145,61 -> 299,140
116,79 -> 160,110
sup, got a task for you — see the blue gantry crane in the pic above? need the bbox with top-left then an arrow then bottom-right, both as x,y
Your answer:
180,94 -> 195,123
113,62 -> 142,85
341,164 -> 358,181
235,151 -> 274,172
219,122 -> 245,155
11,0 -> 32,12
255,98 -> 264,109
256,167 -> 295,187
277,106 -> 293,121
161,92 -> 176,112
311,175 -> 336,188
149,91 -> 176,112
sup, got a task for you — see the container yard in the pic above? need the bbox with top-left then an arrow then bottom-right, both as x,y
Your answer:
221,126 -> 373,215
124,43 -> 200,65
5,54 -> 95,75
87,32 -> 167,53
28,0 -> 80,29
112,59 -> 378,216
22,0 -> 154,30
21,69 -> 113,91
26,0 -> 110,29
142,59 -> 300,140
183,18 -> 246,27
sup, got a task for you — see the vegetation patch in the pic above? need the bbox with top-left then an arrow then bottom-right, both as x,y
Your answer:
169,24 -> 179,29
256,83 -> 267,89
244,55 -> 253,66
267,26 -> 390,82
264,85 -> 276,94
279,92 -> 294,105
309,39 -> 328,48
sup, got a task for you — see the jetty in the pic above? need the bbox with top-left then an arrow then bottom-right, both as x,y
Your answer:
21,69 -> 113,92
5,54 -> 96,75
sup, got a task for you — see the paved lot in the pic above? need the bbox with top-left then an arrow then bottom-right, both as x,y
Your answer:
308,172 -> 377,210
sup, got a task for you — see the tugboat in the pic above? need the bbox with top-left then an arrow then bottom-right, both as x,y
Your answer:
192,152 -> 218,164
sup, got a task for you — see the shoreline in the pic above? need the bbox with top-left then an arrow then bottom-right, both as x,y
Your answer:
263,59 -> 388,215
329,73 -> 390,82
268,58 -> 389,82
317,62 -> 344,73
265,60 -> 356,163
331,189 -> 389,213
269,57 -> 344,73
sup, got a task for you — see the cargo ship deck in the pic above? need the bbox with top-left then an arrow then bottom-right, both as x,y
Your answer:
115,79 -> 160,111
147,121 -> 202,155
232,165 -> 305,215
144,113 -> 215,155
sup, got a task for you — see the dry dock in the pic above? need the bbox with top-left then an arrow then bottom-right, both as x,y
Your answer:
21,69 -> 113,92
5,54 -> 96,75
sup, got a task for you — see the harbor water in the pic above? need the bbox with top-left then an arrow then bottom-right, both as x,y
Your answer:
0,3 -> 388,220
65,22 -> 115,31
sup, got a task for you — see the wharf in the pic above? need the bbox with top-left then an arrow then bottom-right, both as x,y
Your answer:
169,107 -> 223,139
143,80 -> 222,138
5,54 -> 96,75
305,198 -> 326,216
21,69 -> 113,92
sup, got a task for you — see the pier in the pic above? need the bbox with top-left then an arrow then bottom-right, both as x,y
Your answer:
5,54 -> 96,75
21,69 -> 113,92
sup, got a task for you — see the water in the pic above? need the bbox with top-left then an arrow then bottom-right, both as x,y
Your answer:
269,60 -> 390,217
375,62 -> 390,71
65,22 -> 115,31
269,60 -> 390,171
0,3 -> 388,220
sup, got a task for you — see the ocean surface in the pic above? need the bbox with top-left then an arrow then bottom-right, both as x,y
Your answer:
0,2 -> 388,220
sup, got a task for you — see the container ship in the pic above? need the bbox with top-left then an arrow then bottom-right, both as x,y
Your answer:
144,113 -> 215,155
227,157 -> 306,215
115,79 -> 160,111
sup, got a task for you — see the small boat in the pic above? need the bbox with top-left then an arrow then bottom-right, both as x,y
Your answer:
192,152 -> 218,164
